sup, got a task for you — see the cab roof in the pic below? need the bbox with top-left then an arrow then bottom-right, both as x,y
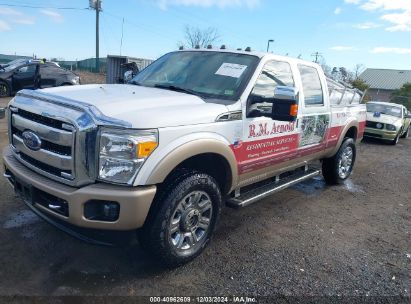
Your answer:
175,48 -> 321,68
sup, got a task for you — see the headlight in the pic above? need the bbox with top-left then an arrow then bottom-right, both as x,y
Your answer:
386,124 -> 396,131
98,128 -> 158,184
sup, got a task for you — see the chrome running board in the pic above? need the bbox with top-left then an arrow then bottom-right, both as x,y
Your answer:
227,168 -> 321,208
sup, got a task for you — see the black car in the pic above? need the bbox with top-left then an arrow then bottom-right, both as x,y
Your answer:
0,60 -> 80,97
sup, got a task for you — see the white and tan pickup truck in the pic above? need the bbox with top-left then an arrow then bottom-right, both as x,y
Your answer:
1,49 -> 366,266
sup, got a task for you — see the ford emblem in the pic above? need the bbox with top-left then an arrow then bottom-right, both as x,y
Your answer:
22,130 -> 42,151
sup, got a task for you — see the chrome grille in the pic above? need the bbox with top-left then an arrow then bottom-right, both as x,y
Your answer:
10,108 -> 76,181
8,90 -> 131,187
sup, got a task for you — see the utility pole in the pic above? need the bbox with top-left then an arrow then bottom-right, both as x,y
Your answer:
311,52 -> 322,63
267,39 -> 274,53
90,0 -> 102,72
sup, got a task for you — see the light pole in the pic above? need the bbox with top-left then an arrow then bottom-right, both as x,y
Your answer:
89,0 -> 102,72
267,39 -> 274,53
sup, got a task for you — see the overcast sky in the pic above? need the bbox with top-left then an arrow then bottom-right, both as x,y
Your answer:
0,0 -> 410,70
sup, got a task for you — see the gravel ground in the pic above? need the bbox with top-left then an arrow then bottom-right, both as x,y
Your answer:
0,96 -> 410,301
76,71 -> 106,84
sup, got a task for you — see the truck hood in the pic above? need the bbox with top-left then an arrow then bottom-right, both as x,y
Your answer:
38,84 -> 229,128
366,112 -> 401,126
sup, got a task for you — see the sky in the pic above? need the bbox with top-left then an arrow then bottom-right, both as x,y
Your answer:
0,0 -> 410,71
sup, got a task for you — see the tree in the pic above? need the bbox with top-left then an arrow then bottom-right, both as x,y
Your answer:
391,83 -> 411,109
330,66 -> 353,82
350,78 -> 369,92
180,25 -> 220,49
318,57 -> 331,75
353,64 -> 365,80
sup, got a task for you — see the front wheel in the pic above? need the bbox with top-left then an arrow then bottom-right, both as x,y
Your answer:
400,126 -> 409,139
138,170 -> 222,267
390,132 -> 400,145
322,138 -> 356,185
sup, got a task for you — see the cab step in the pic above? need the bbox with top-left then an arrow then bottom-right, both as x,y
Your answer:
227,168 -> 321,208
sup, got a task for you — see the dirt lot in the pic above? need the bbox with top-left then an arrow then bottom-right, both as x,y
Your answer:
76,71 -> 106,85
0,96 -> 410,300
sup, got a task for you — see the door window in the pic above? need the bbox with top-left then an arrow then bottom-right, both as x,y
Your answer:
247,60 -> 294,118
16,64 -> 37,76
298,65 -> 324,106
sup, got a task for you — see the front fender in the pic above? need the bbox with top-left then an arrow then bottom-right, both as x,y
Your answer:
135,133 -> 238,192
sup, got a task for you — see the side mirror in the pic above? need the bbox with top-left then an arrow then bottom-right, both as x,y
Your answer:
405,114 -> 411,119
271,86 -> 299,122
0,107 -> 5,119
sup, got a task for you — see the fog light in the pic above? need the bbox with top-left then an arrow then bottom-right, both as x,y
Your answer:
104,203 -> 119,220
84,200 -> 120,222
376,123 -> 383,129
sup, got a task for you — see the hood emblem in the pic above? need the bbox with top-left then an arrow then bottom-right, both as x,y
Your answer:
22,130 -> 42,151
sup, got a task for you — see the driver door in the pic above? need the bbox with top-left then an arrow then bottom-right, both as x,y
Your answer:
235,60 -> 300,177
12,64 -> 40,91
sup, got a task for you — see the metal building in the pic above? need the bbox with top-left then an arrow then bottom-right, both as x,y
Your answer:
106,55 -> 154,84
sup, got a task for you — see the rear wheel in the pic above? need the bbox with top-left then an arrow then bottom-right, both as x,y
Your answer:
322,138 -> 356,185
138,170 -> 222,267
0,81 -> 10,97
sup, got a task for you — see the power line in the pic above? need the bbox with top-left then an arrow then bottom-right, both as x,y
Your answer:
103,11 -> 176,42
0,3 -> 88,10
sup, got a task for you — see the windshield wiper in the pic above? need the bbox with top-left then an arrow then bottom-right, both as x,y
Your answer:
153,84 -> 200,97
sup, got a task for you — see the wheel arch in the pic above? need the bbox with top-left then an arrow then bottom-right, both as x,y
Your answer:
143,138 -> 238,195
326,120 -> 359,158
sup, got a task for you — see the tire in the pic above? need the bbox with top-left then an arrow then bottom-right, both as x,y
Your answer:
390,132 -> 400,145
138,169 -> 222,268
0,81 -> 10,97
400,126 -> 409,139
322,138 -> 356,185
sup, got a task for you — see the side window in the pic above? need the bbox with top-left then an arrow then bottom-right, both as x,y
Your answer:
298,65 -> 324,106
248,60 -> 294,118
16,64 -> 36,76
16,65 -> 29,73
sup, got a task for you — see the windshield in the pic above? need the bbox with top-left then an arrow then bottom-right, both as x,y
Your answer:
366,103 -> 402,118
1,60 -> 27,72
131,51 -> 259,102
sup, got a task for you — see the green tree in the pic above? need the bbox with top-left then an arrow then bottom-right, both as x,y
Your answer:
350,78 -> 369,92
391,83 -> 411,109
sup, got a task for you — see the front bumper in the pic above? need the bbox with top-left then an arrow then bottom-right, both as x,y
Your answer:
364,127 -> 398,140
3,146 -> 156,231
